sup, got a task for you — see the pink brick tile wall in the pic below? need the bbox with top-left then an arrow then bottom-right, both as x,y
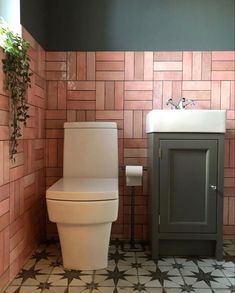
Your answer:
45,50 -> 235,241
0,28 -> 46,291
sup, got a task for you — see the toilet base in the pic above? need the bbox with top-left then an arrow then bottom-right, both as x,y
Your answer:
57,222 -> 112,270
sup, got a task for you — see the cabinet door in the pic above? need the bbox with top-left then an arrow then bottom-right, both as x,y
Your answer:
159,139 -> 218,233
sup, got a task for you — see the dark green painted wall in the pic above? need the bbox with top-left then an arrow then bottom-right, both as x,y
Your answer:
20,0 -> 235,51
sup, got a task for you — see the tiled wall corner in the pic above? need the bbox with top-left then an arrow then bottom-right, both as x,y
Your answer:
0,28 -> 46,291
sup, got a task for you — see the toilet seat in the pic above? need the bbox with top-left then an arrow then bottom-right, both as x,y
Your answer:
46,178 -> 118,201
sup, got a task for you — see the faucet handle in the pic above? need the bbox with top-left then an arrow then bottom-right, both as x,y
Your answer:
166,98 -> 178,109
185,98 -> 195,108
166,98 -> 172,105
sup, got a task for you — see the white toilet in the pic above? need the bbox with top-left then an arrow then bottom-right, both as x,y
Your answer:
46,122 -> 119,270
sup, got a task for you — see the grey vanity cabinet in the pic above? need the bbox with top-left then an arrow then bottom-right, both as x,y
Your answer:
148,133 -> 224,259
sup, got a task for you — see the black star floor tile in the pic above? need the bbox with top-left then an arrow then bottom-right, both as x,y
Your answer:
47,267 -> 93,287
138,265 -> 183,288
108,250 -> 136,266
94,266 -> 138,288
10,265 -> 50,287
180,265 -> 233,291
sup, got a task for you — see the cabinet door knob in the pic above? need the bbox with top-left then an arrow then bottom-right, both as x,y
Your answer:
210,184 -> 217,191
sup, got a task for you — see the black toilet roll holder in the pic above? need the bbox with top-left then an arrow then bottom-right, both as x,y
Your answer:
121,166 -> 147,252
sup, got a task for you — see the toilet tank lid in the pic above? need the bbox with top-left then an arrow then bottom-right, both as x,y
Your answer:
64,122 -> 117,129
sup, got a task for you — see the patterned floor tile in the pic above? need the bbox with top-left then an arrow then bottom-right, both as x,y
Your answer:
91,288 -> 133,293
209,278 -> 231,289
157,258 -> 176,266
164,289 -> 212,293
138,265 -> 183,288
227,278 -> 235,292
174,258 -> 198,268
228,277 -> 235,285
180,267 -> 213,287
214,259 -> 235,267
4,286 -> 42,293
69,287 -> 91,292
21,259 -> 38,270
137,276 -> 162,288
47,267 -> 93,287
222,267 -> 235,278
184,289 -> 212,293
4,239 -> 235,293
135,252 -> 156,266
4,286 -> 19,293
137,265 -> 158,276
180,264 -> 234,290
10,265 -> 50,287
95,264 -> 117,275
161,278 -> 184,289
162,289 -> 182,293
109,288 -> 164,293
141,289 -> 163,293
197,259 -> 216,267
94,266 -> 138,287
108,250 -> 136,266
31,248 -> 58,263
212,289 -> 235,293
181,277 -> 211,289
34,263 -> 54,275
42,287 -> 68,293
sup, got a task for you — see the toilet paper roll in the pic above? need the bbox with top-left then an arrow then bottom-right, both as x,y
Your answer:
125,165 -> 143,186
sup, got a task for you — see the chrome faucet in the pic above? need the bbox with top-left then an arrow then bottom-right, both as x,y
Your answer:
166,98 -> 195,109
177,98 -> 195,109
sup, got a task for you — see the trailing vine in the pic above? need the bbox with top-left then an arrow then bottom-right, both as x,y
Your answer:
0,25 -> 32,159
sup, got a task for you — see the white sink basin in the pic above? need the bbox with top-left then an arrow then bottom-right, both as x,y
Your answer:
146,110 -> 226,133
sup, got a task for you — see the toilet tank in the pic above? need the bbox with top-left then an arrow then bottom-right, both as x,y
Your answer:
63,122 -> 118,178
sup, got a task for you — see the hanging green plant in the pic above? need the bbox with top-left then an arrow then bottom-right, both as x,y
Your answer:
0,26 -> 32,159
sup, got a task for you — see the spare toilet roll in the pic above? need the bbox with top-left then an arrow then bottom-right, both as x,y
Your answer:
125,165 -> 143,186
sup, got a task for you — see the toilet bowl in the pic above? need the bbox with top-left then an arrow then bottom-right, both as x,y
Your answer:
46,122 -> 119,270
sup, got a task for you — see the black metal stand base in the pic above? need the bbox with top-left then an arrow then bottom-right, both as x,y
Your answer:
122,186 -> 145,252
121,241 -> 145,252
